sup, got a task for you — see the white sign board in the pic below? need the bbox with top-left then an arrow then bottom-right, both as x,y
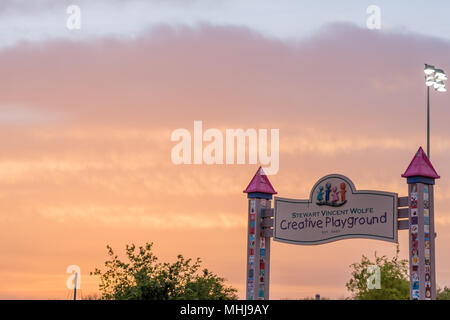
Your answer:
274,174 -> 398,245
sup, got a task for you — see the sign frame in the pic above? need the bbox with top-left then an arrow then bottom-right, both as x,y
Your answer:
273,174 -> 398,245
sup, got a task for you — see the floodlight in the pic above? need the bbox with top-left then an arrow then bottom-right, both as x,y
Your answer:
435,69 -> 448,81
424,64 -> 435,75
425,76 -> 435,87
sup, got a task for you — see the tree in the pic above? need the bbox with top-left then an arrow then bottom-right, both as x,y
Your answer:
302,296 -> 330,300
91,242 -> 238,300
82,293 -> 101,300
437,287 -> 450,300
346,247 -> 410,300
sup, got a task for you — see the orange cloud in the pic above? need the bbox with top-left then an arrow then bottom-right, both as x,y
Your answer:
1,23 -> 450,299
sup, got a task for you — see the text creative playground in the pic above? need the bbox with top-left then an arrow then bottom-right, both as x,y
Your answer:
281,207 -> 388,231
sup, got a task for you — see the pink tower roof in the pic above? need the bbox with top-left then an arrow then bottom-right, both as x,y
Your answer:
243,167 -> 277,194
402,147 -> 440,179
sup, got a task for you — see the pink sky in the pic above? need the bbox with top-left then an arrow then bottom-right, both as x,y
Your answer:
1,22 -> 450,299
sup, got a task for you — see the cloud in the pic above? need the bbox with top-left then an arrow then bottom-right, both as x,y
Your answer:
1,23 -> 450,299
2,22 -> 449,129
0,105 -> 63,125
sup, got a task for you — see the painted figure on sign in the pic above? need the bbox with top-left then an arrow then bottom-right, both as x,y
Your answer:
425,286 -> 431,298
411,196 -> 417,208
325,183 -> 331,202
411,234 -> 418,249
331,186 -> 339,203
317,186 -> 324,202
340,182 -> 346,202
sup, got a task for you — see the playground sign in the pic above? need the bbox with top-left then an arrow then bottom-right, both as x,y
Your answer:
244,148 -> 439,300
274,174 -> 398,245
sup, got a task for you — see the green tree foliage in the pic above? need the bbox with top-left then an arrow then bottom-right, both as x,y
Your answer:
82,293 -> 101,300
437,287 -> 450,300
346,247 -> 410,300
91,242 -> 238,300
302,296 -> 330,300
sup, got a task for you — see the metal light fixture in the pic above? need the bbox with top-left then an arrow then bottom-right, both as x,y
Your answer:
435,69 -> 448,81
425,76 -> 436,87
424,63 -> 447,159
424,64 -> 436,75
434,81 -> 445,89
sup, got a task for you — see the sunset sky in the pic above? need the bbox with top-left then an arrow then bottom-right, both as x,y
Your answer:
1,0 -> 450,299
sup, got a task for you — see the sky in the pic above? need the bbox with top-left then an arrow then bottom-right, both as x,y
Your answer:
1,0 -> 450,299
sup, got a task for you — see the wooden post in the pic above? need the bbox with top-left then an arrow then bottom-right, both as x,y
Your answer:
244,167 -> 276,300
402,147 -> 440,300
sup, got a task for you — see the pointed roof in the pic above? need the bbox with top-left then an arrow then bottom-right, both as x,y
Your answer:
402,147 -> 440,179
243,167 -> 277,194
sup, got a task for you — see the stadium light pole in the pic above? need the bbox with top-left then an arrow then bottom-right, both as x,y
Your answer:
424,64 -> 447,159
